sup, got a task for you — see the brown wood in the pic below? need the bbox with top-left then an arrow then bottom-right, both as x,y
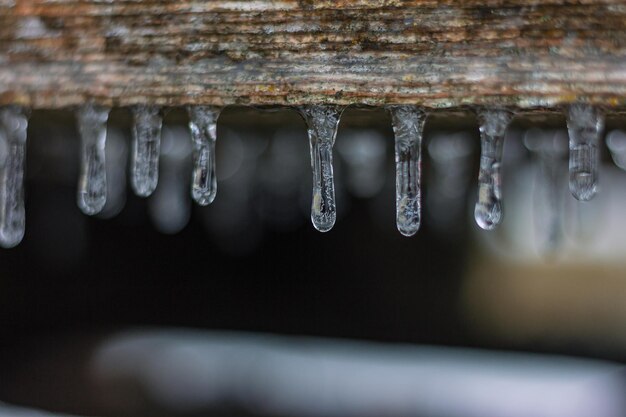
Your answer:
1,0 -> 626,109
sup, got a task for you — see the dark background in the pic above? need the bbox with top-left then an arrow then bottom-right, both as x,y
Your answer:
1,107 -> 620,416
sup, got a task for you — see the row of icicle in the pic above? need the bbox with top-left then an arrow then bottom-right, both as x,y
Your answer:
0,103 -> 603,248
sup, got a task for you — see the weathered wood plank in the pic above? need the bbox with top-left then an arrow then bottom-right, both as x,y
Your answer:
1,0 -> 625,109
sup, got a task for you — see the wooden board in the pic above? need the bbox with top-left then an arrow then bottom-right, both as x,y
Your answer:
1,0 -> 626,109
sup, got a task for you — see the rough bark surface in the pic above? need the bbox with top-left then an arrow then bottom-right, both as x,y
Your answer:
1,0 -> 626,109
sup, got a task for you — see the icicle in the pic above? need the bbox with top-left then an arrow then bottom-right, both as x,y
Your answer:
388,105 -> 426,237
131,105 -> 162,197
299,105 -> 343,232
98,127 -> 128,219
187,106 -> 220,206
76,104 -> 110,215
566,104 -> 603,201
474,109 -> 512,230
0,106 -> 28,248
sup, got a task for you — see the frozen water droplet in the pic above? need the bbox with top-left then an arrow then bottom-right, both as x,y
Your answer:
474,109 -> 512,230
566,104 -> 603,201
0,106 -> 28,248
187,106 -> 220,206
131,105 -> 162,197
299,105 -> 343,232
76,104 -> 110,215
388,105 -> 426,237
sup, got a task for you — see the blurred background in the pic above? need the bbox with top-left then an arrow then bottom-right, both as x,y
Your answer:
1,107 -> 626,417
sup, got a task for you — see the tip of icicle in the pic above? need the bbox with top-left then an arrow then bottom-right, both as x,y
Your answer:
570,173 -> 597,201
0,231 -> 24,249
132,182 -> 157,198
474,202 -> 502,231
311,216 -> 335,233
397,226 -> 419,237
192,190 -> 216,206
77,196 -> 106,216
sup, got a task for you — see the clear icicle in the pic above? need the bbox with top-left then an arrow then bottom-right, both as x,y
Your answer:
566,104 -> 604,201
388,105 -> 426,237
187,106 -> 220,206
474,109 -> 512,230
76,104 -> 110,216
98,127 -> 128,219
299,105 -> 343,232
131,105 -> 162,197
0,106 -> 28,248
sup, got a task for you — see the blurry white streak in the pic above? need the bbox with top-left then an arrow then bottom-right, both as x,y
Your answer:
523,128 -> 568,256
92,329 -> 626,417
148,126 -> 192,235
336,128 -> 387,199
606,129 -> 626,171
0,403 -> 79,417
97,127 -> 127,219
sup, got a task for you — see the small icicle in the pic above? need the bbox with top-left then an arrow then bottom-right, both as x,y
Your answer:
474,109 -> 512,230
131,105 -> 162,197
566,104 -> 604,201
187,106 -> 220,206
388,105 -> 426,237
76,103 -> 110,216
0,106 -> 28,248
298,105 -> 343,232
98,127 -> 128,219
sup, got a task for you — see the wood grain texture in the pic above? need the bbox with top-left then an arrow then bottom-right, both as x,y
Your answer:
1,0 -> 626,109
